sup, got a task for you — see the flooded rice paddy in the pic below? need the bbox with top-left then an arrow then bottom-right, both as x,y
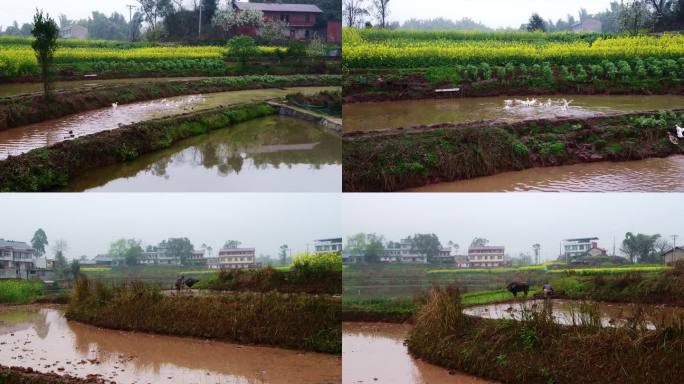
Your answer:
343,322 -> 494,384
342,95 -> 684,132
407,155 -> 684,192
0,306 -> 341,384
0,86 -> 338,159
464,299 -> 684,329
63,116 -> 341,192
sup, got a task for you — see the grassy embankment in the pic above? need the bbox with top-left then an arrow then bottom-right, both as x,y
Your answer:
66,277 -> 341,354
0,102 -> 278,192
407,286 -> 684,384
0,74 -> 341,130
197,253 -> 342,294
343,29 -> 684,101
343,110 -> 684,191
68,254 -> 342,353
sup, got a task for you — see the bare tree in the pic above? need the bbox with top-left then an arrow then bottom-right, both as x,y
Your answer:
344,0 -> 369,27
371,0 -> 390,28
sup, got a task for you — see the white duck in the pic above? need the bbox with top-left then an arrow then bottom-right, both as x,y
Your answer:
677,125 -> 684,139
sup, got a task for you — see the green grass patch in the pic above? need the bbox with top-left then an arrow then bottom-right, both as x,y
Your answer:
0,280 -> 45,304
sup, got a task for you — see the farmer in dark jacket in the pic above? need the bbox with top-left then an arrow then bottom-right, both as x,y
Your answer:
175,275 -> 185,293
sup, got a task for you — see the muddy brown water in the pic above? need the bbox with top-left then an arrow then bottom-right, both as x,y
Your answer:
0,86 -> 338,160
0,306 -> 341,384
343,322 -> 495,384
342,95 -> 684,133
464,299 -> 684,329
0,77 -> 214,98
407,155 -> 684,192
62,115 -> 341,192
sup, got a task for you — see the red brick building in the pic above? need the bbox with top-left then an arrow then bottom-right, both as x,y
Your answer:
233,1 -> 323,40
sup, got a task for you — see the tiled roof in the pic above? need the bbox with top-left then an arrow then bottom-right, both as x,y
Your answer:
0,239 -> 32,250
234,2 -> 323,13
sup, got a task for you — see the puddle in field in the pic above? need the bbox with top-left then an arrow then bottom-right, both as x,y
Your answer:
0,86 -> 338,160
0,306 -> 341,384
464,299 -> 684,329
343,322 -> 495,384
343,95 -> 684,132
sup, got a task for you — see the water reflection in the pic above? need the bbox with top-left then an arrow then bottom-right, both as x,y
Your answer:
343,95 -> 684,132
0,307 -> 341,384
64,116 -> 341,192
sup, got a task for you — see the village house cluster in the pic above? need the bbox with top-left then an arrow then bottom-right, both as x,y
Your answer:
342,235 -> 684,267
0,237 -> 344,280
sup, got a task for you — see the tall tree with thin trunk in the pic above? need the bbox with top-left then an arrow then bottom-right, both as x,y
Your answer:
31,228 -> 48,256
372,0 -> 390,28
344,0 -> 369,27
31,10 -> 59,100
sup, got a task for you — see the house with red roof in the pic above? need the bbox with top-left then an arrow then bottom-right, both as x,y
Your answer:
233,1 -> 337,41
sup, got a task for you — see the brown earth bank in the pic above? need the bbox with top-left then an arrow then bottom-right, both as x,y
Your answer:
66,278 -> 341,354
343,110 -> 684,192
0,103 -> 277,192
0,366 -> 110,384
407,287 -> 684,384
0,74 -> 340,130
343,71 -> 684,103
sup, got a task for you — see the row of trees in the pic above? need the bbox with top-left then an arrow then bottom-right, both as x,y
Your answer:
344,0 -> 684,33
525,0 -> 684,34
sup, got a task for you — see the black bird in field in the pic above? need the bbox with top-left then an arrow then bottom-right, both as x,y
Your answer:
184,278 -> 200,288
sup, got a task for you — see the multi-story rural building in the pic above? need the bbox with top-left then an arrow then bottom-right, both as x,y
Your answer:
141,243 -> 181,266
233,1 -> 322,40
0,239 -> 51,279
314,238 -> 342,254
468,245 -> 507,268
563,237 -> 599,259
380,238 -> 428,264
207,247 -> 257,270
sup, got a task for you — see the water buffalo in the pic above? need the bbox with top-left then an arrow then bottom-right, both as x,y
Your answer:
184,278 -> 200,288
507,282 -> 529,297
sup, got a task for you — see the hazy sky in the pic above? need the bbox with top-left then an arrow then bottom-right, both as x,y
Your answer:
342,194 -> 683,261
0,193 -> 340,259
387,0 -> 616,29
0,0 -> 235,28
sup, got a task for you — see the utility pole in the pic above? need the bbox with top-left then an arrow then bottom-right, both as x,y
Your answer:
198,3 -> 203,40
126,5 -> 136,42
672,235 -> 680,264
